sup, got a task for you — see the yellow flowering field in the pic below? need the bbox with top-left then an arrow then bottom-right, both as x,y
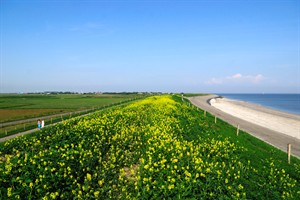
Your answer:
0,95 -> 299,199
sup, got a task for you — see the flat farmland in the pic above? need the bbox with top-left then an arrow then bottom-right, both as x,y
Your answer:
0,93 -> 140,123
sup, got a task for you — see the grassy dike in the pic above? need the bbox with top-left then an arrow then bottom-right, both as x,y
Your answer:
0,95 -> 299,199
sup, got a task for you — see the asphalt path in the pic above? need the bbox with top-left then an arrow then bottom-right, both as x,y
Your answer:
188,95 -> 300,159
0,108 -> 95,127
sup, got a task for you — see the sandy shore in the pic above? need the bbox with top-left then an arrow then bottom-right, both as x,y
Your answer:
189,95 -> 300,158
210,97 -> 300,140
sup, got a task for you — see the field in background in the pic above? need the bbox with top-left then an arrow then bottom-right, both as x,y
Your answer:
0,93 -> 143,123
0,93 -> 147,139
182,93 -> 210,97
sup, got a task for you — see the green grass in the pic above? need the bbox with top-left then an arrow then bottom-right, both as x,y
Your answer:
0,93 -> 140,109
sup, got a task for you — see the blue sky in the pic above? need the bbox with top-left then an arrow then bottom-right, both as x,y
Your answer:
1,0 -> 299,93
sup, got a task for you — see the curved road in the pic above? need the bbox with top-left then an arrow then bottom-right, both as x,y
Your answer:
188,95 -> 300,159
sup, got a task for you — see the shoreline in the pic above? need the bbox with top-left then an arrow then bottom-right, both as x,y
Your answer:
210,96 -> 300,118
189,95 -> 300,158
216,94 -> 300,116
209,97 -> 300,140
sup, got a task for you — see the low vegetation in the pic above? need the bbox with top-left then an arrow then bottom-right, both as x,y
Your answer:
0,93 -> 142,123
0,96 -> 299,199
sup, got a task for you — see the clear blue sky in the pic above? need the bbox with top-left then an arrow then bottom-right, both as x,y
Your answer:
1,0 -> 299,93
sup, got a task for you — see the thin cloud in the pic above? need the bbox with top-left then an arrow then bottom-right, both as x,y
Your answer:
206,73 -> 265,85
206,77 -> 223,85
227,73 -> 242,79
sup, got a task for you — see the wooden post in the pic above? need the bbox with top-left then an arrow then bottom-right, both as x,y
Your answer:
5,130 -> 7,135
237,125 -> 240,136
214,116 -> 217,124
287,144 -> 291,164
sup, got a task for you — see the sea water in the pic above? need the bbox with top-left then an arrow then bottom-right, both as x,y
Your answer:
218,94 -> 300,115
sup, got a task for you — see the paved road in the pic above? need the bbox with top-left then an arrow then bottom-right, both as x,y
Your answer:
0,128 -> 41,143
188,95 -> 300,159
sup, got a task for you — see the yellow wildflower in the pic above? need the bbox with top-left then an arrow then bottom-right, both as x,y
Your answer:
86,173 -> 92,181
94,191 -> 100,198
7,187 -> 12,197
168,184 -> 175,190
98,179 -> 104,186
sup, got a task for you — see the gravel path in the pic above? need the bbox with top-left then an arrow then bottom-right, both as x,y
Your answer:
188,95 -> 300,159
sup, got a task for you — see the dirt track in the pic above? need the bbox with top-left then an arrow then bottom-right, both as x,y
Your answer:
188,95 -> 300,159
